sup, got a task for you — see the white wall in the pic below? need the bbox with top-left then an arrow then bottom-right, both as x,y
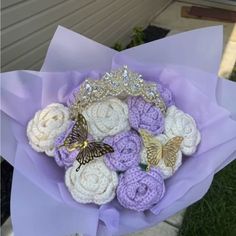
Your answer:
1,0 -> 171,71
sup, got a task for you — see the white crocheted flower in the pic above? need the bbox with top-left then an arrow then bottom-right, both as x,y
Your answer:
27,103 -> 70,156
164,106 -> 201,155
82,97 -> 129,140
65,159 -> 118,205
141,134 -> 182,179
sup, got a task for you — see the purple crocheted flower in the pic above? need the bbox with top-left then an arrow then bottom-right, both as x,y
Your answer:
117,166 -> 165,211
104,131 -> 141,171
54,122 -> 78,169
66,86 -> 80,106
128,96 -> 164,135
157,83 -> 174,107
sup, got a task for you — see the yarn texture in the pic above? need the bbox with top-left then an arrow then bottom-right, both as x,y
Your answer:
54,122 -> 78,169
117,166 -> 165,211
66,86 -> 81,107
141,134 -> 182,179
164,106 -> 201,155
157,83 -> 174,107
27,103 -> 70,156
128,96 -> 164,135
65,159 -> 118,205
104,130 -> 141,171
82,97 -> 130,140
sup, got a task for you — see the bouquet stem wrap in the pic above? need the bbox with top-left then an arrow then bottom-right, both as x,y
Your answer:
1,26 -> 236,236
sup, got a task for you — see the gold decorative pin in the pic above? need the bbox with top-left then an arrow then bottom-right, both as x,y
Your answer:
60,113 -> 114,171
140,129 -> 183,171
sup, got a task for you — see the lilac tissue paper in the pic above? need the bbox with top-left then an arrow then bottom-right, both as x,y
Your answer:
1,25 -> 236,236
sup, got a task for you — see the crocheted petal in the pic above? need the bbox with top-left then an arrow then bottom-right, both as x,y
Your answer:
128,107 -> 140,130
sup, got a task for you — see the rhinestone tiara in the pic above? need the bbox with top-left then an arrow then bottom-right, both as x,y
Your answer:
69,66 -> 166,119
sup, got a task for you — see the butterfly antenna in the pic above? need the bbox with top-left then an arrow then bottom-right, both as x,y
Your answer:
58,144 -> 65,149
76,161 -> 82,172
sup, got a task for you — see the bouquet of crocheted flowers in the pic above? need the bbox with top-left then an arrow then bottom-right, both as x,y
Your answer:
27,66 -> 201,211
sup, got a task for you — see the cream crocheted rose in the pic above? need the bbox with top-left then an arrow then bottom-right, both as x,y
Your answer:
141,134 -> 182,179
164,106 -> 201,155
65,159 -> 118,205
27,103 -> 70,156
82,97 -> 129,140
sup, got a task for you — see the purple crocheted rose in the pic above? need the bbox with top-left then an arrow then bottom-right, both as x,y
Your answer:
157,83 -> 174,107
54,122 -> 78,169
117,166 -> 165,211
104,131 -> 141,171
66,86 -> 80,106
128,96 -> 164,135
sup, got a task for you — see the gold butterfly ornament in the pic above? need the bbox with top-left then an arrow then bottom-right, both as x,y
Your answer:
140,129 -> 183,171
59,113 -> 114,171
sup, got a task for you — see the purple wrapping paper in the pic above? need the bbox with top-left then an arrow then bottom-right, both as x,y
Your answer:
1,26 -> 236,236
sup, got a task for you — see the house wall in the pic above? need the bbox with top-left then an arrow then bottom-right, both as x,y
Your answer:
1,0 -> 171,71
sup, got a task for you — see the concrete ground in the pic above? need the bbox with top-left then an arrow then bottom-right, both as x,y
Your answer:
129,210 -> 185,236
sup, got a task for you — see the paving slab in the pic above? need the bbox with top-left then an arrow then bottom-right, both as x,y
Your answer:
1,217 -> 13,236
128,222 -> 179,236
165,210 -> 186,228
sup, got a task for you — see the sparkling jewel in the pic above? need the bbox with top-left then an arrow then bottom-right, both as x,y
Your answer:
69,66 -> 166,119
85,81 -> 92,93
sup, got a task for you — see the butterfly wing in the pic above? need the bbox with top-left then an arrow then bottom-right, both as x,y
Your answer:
86,142 -> 114,157
64,113 -> 88,149
140,129 -> 162,169
75,142 -> 114,171
162,136 -> 183,168
75,148 -> 92,171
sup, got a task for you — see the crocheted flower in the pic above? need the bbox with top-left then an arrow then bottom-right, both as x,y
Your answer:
128,96 -> 164,135
66,86 -> 80,106
141,134 -> 182,179
65,159 -> 118,205
164,106 -> 201,155
27,103 -> 70,156
117,166 -> 165,211
157,83 -> 174,107
54,122 -> 78,169
104,131 -> 141,171
82,97 -> 129,140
